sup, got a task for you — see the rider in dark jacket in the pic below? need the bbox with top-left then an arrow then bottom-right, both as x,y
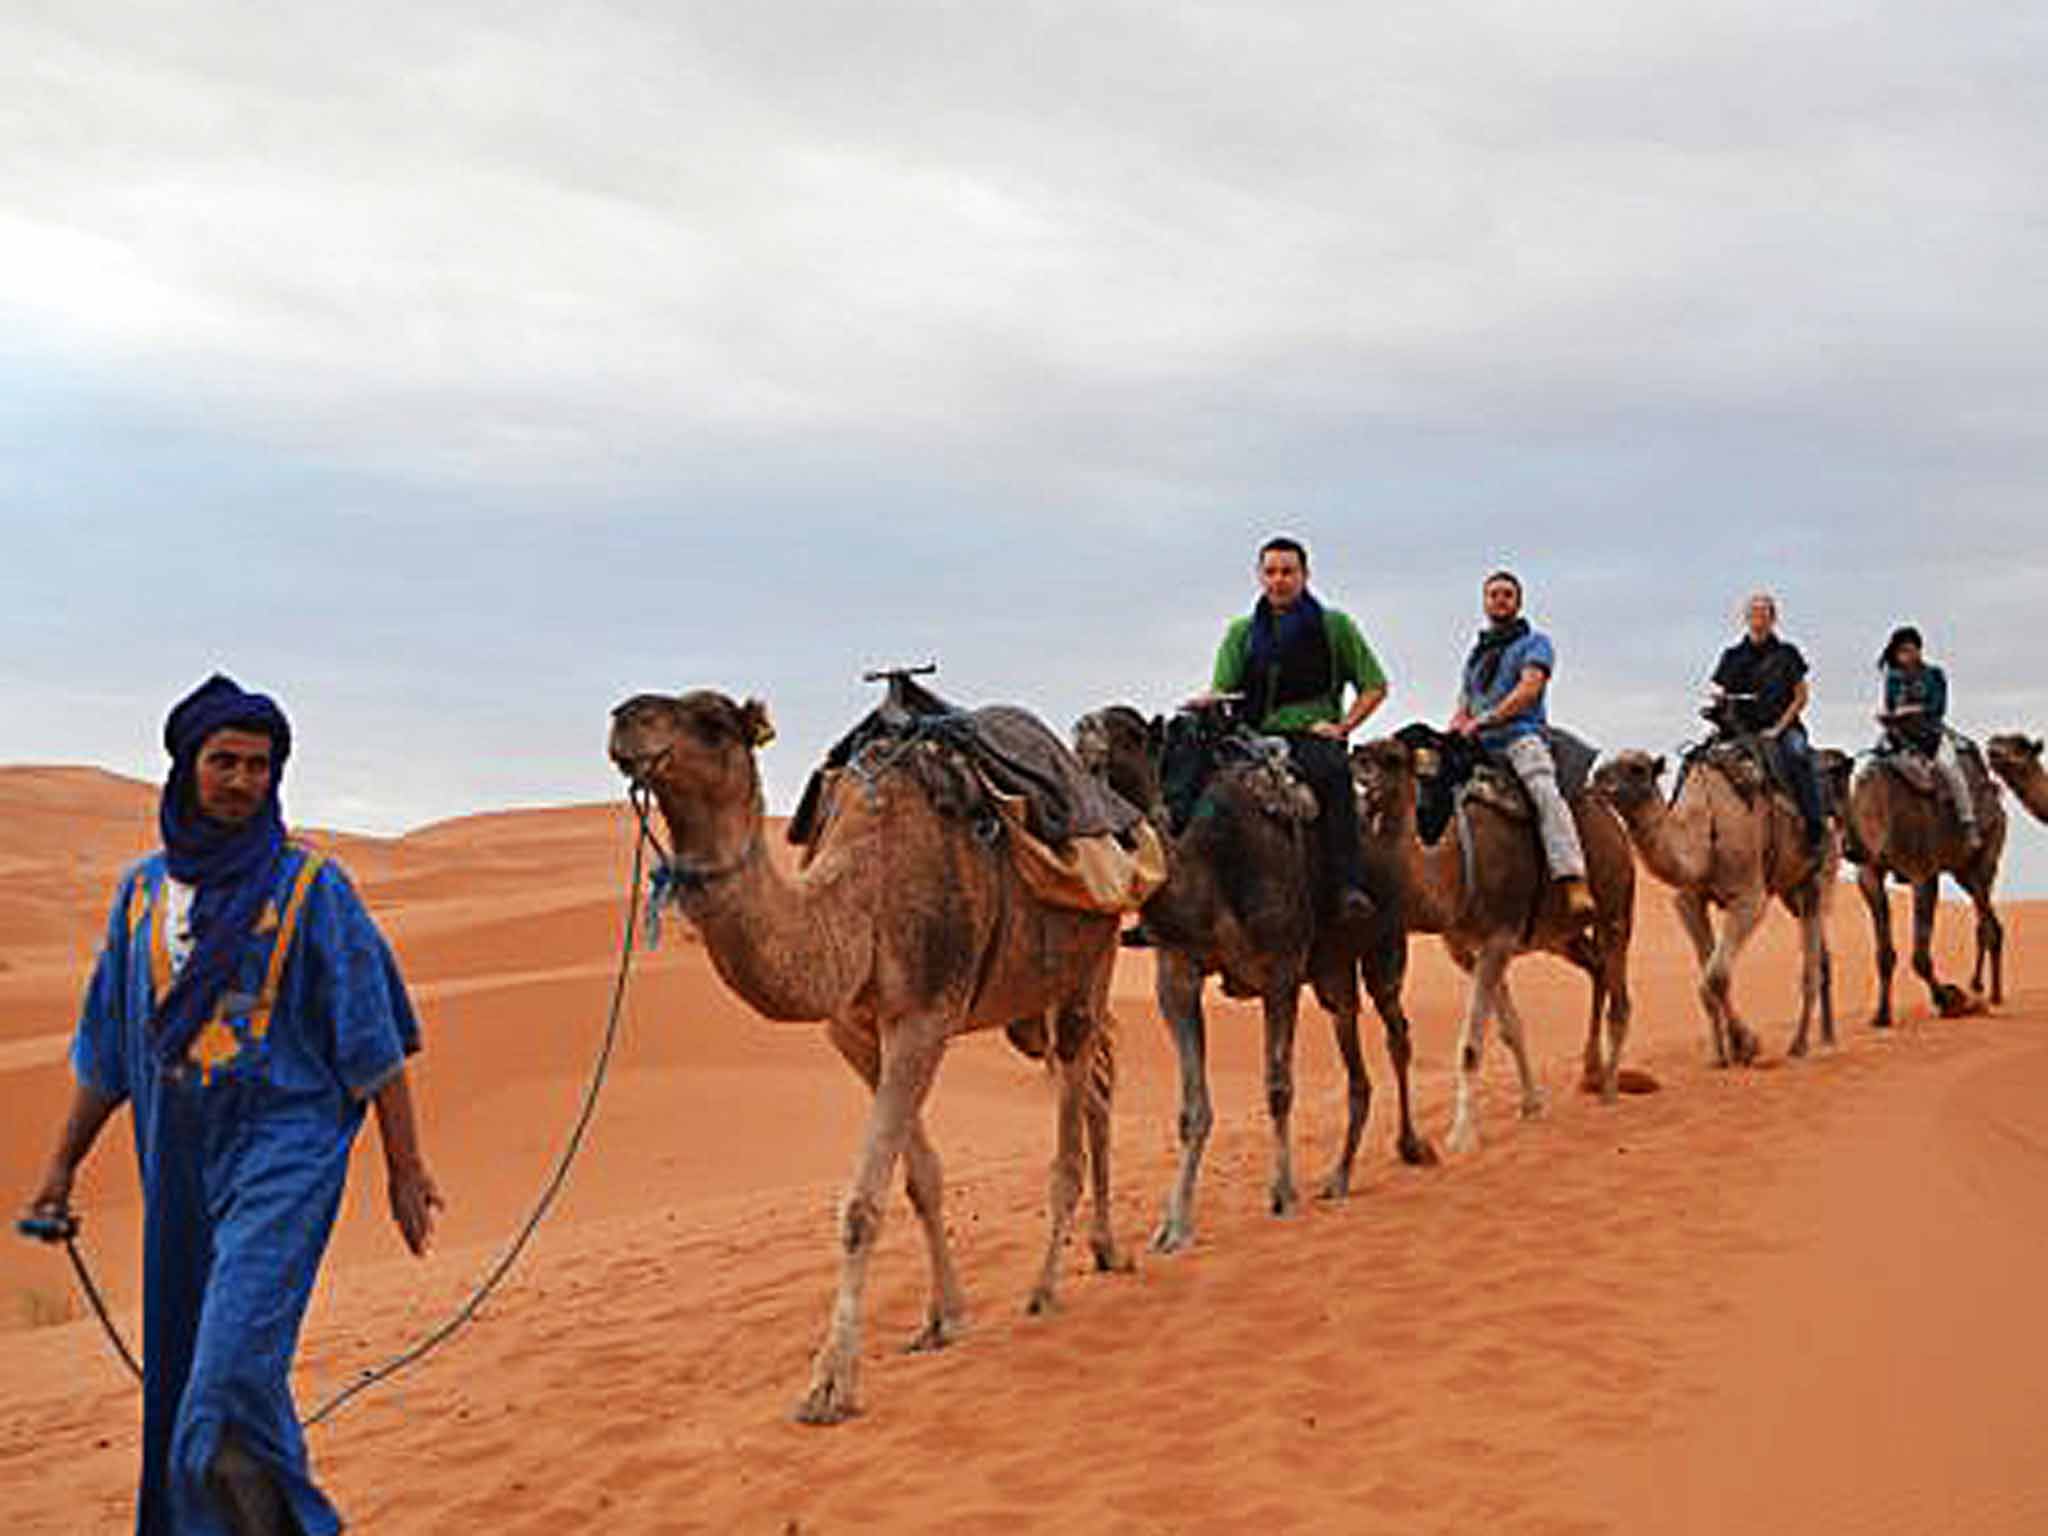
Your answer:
1710,592 -> 1825,853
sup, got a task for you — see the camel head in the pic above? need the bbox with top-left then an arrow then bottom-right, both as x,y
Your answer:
1987,734 -> 2044,779
1073,706 -> 1163,819
1349,734 -> 1419,833
609,691 -> 775,875
1590,749 -> 1666,812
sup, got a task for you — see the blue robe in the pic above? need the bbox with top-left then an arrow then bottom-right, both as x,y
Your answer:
71,841 -> 420,1535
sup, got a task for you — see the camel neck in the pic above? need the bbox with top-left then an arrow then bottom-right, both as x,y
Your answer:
1363,785 -> 1462,932
676,817 -> 868,1023
1617,788 -> 1711,889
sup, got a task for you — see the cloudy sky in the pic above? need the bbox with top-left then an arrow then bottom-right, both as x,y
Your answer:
4,1 -> 2043,891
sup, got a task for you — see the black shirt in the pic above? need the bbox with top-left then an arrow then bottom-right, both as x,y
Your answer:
1711,635 -> 1808,734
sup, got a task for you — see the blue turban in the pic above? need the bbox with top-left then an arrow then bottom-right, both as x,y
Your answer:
152,673 -> 293,1066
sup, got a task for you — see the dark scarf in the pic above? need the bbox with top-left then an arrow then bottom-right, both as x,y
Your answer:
152,674 -> 292,1067
1466,616 -> 1531,694
1244,589 -> 1331,725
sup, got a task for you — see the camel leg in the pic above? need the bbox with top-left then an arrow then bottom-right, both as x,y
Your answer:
1704,889 -> 1767,1066
1816,878 -> 1837,1047
1262,985 -> 1303,1218
797,1023 -> 945,1425
1362,939 -> 1436,1168
1564,928 -> 1618,1101
1447,945 -> 1507,1155
1151,952 -> 1211,1254
1026,1006 -> 1095,1316
1965,875 -> 2003,1005
1599,932 -> 1632,1101
1859,863 -> 1896,1029
1579,960 -> 1609,1097
1079,1016 -> 1127,1276
1912,879 -> 1972,1017
1317,996 -> 1371,1201
1782,883 -> 1824,1059
829,1022 -> 966,1356
1671,890 -> 1729,1066
1493,973 -> 1547,1121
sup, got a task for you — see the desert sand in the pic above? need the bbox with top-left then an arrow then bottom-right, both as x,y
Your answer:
2,761 -> 2044,1533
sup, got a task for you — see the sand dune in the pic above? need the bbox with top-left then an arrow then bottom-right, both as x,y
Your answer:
2,764 -> 2044,1533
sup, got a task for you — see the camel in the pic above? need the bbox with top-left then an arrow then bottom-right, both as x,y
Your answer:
609,688 -> 1128,1424
1987,735 -> 2048,825
1073,705 -> 1430,1254
1592,747 -> 1835,1065
1823,744 -> 2007,1025
1348,728 -> 1636,1157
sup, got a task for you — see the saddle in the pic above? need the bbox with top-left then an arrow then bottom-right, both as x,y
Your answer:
790,676 -> 1143,850
1157,709 -> 1317,838
1393,723 -> 1599,846
1692,738 -> 1774,804
1866,731 -> 1989,813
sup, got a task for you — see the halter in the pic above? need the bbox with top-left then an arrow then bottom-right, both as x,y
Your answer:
623,753 -> 754,935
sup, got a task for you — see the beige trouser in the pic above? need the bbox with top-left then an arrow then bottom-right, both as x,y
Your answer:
1502,734 -> 1587,881
1932,734 -> 1977,832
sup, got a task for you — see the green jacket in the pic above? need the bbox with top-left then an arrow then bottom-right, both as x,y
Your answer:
1212,607 -> 1387,734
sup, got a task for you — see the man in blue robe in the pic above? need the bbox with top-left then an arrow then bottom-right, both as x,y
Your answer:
23,674 -> 441,1535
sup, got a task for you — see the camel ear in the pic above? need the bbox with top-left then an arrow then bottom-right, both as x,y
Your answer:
2033,737 -> 2045,757
1651,755 -> 1667,780
738,697 -> 775,749
1147,715 -> 1165,752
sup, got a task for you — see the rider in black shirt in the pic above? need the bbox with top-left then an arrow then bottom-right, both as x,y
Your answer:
1710,593 -> 1826,852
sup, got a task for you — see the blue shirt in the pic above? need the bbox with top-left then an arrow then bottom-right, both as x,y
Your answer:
1461,629 -> 1555,749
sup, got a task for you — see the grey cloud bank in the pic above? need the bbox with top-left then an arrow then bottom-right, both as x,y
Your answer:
2,2 -> 2043,893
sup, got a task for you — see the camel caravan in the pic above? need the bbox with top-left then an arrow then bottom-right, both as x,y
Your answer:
607,545 -> 2040,1422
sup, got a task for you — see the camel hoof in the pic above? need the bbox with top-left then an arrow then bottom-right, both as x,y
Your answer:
1446,1123 -> 1478,1157
1317,1172 -> 1351,1202
1520,1088 -> 1550,1121
1400,1135 -> 1440,1167
905,1315 -> 965,1354
1270,1186 -> 1300,1219
1024,1288 -> 1061,1318
793,1377 -> 860,1426
1936,988 -> 1982,1019
1091,1240 -> 1135,1275
1149,1221 -> 1193,1255
1868,1014 -> 1892,1032
1787,1036 -> 1809,1060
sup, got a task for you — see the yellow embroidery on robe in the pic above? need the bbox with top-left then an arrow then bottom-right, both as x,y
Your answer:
190,1020 -> 243,1084
254,901 -> 280,935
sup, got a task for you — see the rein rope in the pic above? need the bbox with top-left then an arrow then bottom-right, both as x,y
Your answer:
37,785 -> 667,1430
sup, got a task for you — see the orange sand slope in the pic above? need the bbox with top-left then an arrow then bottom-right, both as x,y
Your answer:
2,764 -> 2045,1534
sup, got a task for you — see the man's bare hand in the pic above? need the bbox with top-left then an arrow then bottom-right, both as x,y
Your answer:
387,1163 -> 443,1257
1309,720 -> 1349,740
22,1166 -> 74,1224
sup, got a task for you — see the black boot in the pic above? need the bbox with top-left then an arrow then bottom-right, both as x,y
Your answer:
207,1431 -> 298,1536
